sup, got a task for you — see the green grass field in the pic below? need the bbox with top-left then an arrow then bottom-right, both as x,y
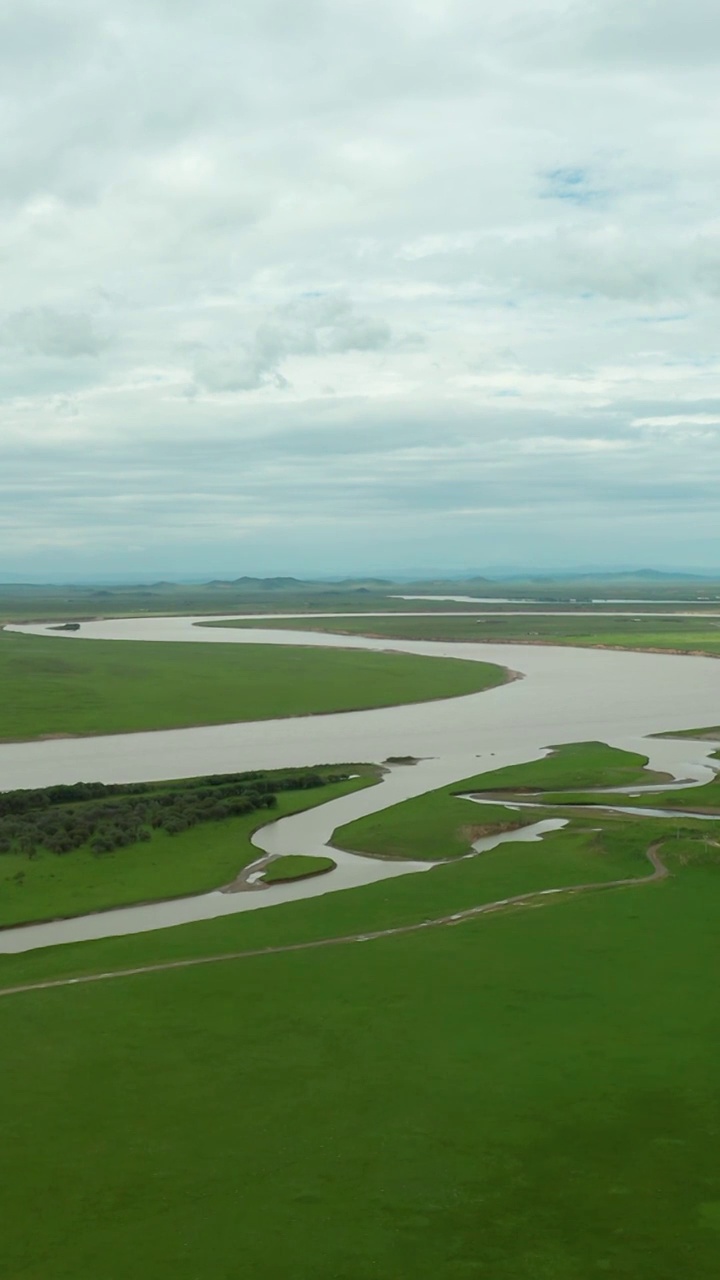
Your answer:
3,854 -> 720,1278
4,575 -> 718,624
334,790 -> 528,860
460,741 -> 666,791
3,741 -> 720,1277
332,744 -> 662,861
0,772 -> 374,928
547,774 -> 720,814
0,812 -> 686,993
0,629 -> 506,740
210,610 -> 720,655
262,854 -> 336,883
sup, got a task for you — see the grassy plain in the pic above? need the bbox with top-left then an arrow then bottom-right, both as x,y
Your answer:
0,581 -> 398,623
333,743 -> 661,861
262,854 -> 336,882
3,742 -> 720,1277
0,629 -> 506,740
3,858 -> 720,1278
462,741 -> 664,791
4,574 -> 719,624
0,774 -> 374,928
547,775 -> 720,814
0,812 -> 684,992
213,610 -> 720,655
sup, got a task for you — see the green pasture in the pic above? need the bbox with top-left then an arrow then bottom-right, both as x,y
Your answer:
547,774 -> 720,814
0,629 -> 506,740
4,573 -> 717,625
332,743 -> 661,861
0,812 -> 687,992
262,854 -> 336,883
211,610 -> 720,655
3,853 -> 720,1278
461,741 -> 664,791
3,740 -> 720,1277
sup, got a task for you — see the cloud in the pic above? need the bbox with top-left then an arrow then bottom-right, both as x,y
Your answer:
0,307 -> 107,358
191,295 -> 391,392
1,0 -> 720,574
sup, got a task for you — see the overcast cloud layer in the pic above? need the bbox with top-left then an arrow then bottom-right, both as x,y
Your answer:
3,0 -> 720,578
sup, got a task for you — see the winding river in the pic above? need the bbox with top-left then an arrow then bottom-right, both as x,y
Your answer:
1,614 -> 719,953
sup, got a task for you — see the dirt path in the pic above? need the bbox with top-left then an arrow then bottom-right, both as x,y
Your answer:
0,845 -> 668,1000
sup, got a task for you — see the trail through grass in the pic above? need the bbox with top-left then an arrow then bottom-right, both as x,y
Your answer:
0,814 -> 684,991
2,860 -> 720,1278
2,738 -> 720,1278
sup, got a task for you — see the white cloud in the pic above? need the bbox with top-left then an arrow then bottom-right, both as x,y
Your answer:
2,0 -> 720,573
191,295 -> 391,392
0,307 -> 107,357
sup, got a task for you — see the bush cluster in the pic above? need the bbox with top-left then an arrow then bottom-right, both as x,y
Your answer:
0,771 -> 348,860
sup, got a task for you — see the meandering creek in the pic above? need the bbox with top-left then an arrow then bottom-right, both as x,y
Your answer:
1,614 -> 719,952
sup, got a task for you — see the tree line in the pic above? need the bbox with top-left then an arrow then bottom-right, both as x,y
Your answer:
0,770 -> 349,860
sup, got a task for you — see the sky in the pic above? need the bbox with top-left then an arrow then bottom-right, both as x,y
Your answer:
3,0 -> 720,580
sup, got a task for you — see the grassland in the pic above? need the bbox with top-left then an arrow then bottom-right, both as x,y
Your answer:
0,629 -> 506,740
332,743 -> 663,861
0,771 -> 375,927
335,792 -> 531,860
3,741 -> 720,1277
3,574 -> 719,625
547,774 -> 720,814
0,812 -> 691,994
460,741 -> 666,791
212,610 -> 720,655
262,854 -> 336,883
0,580 -> 400,623
2,849 -> 720,1278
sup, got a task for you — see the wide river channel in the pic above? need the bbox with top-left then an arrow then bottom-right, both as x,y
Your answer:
1,614 -> 718,952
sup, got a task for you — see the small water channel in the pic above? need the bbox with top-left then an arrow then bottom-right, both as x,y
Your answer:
1,613 -> 720,952
463,797 -> 720,823
0,767 -> 569,954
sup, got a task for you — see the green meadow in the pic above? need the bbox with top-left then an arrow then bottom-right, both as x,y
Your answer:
546,773 -> 720,813
0,814 -> 664,991
211,610 -> 720,655
262,854 -> 336,882
2,741 -> 720,1278
0,628 -> 506,740
2,851 -> 720,1279
332,743 -> 663,861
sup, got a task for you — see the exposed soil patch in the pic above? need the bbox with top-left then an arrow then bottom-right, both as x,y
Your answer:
459,820 -> 532,842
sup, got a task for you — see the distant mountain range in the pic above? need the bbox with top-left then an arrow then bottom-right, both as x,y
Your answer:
1,569 -> 719,590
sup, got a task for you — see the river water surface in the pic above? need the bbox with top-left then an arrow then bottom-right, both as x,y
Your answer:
1,614 -> 719,952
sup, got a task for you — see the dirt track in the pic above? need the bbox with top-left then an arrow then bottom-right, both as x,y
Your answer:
0,845 -> 668,1001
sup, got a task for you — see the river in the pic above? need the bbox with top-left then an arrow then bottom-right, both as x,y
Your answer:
1,614 -> 718,952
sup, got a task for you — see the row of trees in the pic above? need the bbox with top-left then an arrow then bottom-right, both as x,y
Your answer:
0,770 -> 276,817
0,770 -> 349,859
